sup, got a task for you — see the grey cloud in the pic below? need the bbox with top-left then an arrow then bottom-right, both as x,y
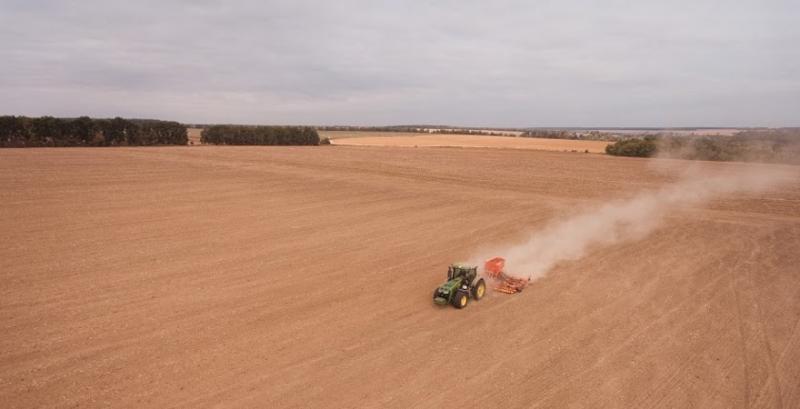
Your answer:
0,0 -> 798,126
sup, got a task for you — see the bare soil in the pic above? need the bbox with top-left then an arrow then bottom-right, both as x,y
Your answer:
1,146 -> 799,408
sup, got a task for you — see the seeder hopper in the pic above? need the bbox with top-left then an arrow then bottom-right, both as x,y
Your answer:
483,257 -> 530,294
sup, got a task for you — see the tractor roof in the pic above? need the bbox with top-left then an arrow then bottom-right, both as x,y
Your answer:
451,263 -> 476,269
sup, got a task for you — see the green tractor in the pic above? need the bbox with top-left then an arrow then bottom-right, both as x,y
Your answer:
433,263 -> 487,309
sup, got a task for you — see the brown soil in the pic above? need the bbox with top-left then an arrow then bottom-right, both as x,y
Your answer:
1,146 -> 799,408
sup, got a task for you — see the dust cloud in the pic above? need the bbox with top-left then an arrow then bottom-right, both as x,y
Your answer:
475,165 -> 796,281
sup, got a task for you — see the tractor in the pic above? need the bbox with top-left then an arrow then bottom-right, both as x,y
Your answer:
432,263 -> 486,309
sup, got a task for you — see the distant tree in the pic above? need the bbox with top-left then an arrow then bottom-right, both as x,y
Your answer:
0,116 -> 30,147
605,137 -> 657,157
71,116 -> 96,145
31,116 -> 64,146
100,117 -> 128,146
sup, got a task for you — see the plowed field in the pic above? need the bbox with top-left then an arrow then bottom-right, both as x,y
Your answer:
2,146 -> 799,408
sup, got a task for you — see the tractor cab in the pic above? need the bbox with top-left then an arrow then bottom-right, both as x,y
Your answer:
447,263 -> 477,282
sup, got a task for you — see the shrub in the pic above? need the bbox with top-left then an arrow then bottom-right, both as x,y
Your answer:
605,137 -> 657,157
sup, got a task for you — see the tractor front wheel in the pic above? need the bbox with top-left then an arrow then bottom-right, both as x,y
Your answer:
453,290 -> 469,309
472,278 -> 486,301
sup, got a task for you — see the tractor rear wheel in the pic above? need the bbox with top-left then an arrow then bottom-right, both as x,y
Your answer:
472,279 -> 486,300
453,290 -> 469,309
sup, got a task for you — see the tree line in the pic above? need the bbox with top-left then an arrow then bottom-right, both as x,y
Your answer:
0,116 -> 187,147
201,125 -> 320,145
430,129 -> 513,136
520,129 -> 619,141
316,125 -> 422,133
317,125 -> 520,135
605,129 -> 800,164
520,129 -> 577,139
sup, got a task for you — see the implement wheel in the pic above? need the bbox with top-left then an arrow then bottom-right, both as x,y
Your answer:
472,279 -> 486,301
452,290 -> 469,309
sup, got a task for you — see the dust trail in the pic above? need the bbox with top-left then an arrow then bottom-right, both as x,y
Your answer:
474,165 -> 796,280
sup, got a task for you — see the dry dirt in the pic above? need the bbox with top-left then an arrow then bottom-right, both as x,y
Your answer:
1,146 -> 799,408
326,132 -> 610,153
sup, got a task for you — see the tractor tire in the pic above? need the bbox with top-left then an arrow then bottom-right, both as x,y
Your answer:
453,290 -> 469,309
472,278 -> 486,301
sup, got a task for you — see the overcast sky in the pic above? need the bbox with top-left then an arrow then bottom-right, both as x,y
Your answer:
1,0 -> 798,127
